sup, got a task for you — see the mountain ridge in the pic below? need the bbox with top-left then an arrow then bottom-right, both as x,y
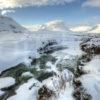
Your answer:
0,16 -> 29,34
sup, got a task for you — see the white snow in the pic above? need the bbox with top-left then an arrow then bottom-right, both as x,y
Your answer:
7,69 -> 74,100
22,72 -> 33,77
81,55 -> 100,100
0,16 -> 84,73
0,16 -> 29,34
83,55 -> 100,74
43,69 -> 73,89
58,86 -> 74,100
46,61 -> 58,73
0,90 -> 5,96
80,74 -> 100,100
1,16 -> 100,100
42,69 -> 74,100
0,32 -> 83,73
7,78 -> 41,100
0,77 -> 15,89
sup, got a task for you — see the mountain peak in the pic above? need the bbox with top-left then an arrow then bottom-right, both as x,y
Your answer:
0,16 -> 29,34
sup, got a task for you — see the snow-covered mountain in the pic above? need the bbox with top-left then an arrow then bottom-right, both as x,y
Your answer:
0,16 -> 29,34
88,24 -> 100,34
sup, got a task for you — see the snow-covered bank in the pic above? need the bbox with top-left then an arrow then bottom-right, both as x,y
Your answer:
80,74 -> 100,100
80,55 -> 100,100
7,78 -> 40,100
83,55 -> 100,74
0,77 -> 15,89
7,69 -> 74,100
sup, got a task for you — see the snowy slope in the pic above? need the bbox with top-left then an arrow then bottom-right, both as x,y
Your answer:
0,16 -> 29,34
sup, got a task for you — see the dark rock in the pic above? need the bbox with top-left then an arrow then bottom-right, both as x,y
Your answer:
38,85 -> 54,100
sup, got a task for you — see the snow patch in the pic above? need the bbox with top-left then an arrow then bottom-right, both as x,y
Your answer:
22,72 -> 33,77
0,77 -> 15,89
0,90 -> 5,96
7,78 -> 41,100
83,55 -> 100,74
80,74 -> 100,100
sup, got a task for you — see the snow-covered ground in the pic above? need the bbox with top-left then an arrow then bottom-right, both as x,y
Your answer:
0,77 -> 15,89
0,16 -> 100,100
7,69 -> 74,100
83,55 -> 100,74
80,74 -> 100,100
0,19 -> 84,72
7,78 -> 40,100
80,55 -> 100,100
0,77 -> 15,97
